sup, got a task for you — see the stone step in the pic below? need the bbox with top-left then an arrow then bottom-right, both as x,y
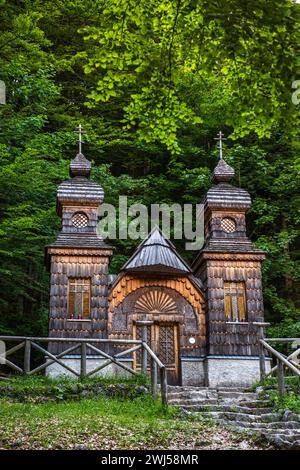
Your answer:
216,387 -> 249,392
170,386 -> 300,449
238,429 -> 300,448
191,411 -> 282,423
219,420 -> 300,434
218,391 -> 258,400
269,438 -> 300,449
168,387 -> 216,392
184,404 -> 275,415
168,386 -> 248,393
168,394 -> 218,401
226,420 -> 300,430
168,390 -> 218,397
281,411 -> 300,423
169,398 -> 219,406
260,430 -> 300,438
231,400 -> 271,408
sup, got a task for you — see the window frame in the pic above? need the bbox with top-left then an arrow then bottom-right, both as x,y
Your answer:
224,281 -> 247,323
67,277 -> 91,321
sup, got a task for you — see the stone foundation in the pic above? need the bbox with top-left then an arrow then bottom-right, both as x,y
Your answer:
46,355 -> 270,388
181,357 -> 206,386
205,356 -> 272,388
46,356 -> 133,378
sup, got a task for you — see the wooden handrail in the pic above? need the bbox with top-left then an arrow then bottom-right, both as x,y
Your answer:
0,336 -> 143,344
266,347 -> 300,377
264,338 -> 300,343
142,343 -> 165,369
260,339 -> 300,397
260,340 -> 300,377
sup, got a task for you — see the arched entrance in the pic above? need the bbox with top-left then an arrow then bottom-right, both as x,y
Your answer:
108,280 -> 206,385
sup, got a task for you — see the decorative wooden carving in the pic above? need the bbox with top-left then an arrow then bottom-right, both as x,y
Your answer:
135,289 -> 177,315
108,277 -> 206,357
109,275 -> 204,315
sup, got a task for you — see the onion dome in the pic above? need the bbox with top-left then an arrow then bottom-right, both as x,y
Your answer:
213,158 -> 235,183
70,152 -> 91,178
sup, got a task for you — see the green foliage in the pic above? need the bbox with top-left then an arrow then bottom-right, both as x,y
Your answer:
0,375 -> 149,403
82,0 -> 300,152
254,377 -> 300,413
275,394 -> 300,414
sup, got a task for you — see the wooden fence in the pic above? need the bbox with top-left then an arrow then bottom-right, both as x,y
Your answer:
259,337 -> 300,397
0,333 -> 168,406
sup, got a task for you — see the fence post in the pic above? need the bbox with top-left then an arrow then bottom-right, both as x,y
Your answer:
151,357 -> 158,400
277,359 -> 285,397
141,325 -> 147,375
259,341 -> 266,381
80,342 -> 87,379
24,340 -> 31,375
254,322 -> 269,381
160,366 -> 168,407
135,320 -> 153,376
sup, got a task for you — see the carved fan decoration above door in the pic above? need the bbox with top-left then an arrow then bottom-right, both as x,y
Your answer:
135,290 -> 177,315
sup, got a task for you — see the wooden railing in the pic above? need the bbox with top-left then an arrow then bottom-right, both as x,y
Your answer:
259,338 -> 300,397
0,335 -> 168,406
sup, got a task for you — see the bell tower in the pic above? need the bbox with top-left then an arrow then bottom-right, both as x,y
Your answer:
193,132 -> 268,387
46,128 -> 113,359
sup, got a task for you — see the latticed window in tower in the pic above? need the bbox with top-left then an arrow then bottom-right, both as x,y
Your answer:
68,278 -> 91,320
158,325 -> 175,366
224,282 -> 247,322
221,217 -> 236,233
72,212 -> 89,228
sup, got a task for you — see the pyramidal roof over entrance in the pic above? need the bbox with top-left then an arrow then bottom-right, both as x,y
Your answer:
122,226 -> 191,274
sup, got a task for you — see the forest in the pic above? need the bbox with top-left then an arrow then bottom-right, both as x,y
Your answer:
0,0 -> 299,338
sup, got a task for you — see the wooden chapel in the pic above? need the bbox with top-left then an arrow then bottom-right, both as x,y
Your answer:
45,132 -> 269,386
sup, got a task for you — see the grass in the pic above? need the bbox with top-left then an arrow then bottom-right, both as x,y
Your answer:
252,376 -> 300,413
0,374 -> 148,390
0,374 -> 149,402
0,376 -> 265,450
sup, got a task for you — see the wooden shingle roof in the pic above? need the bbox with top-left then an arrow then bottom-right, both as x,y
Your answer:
213,158 -> 235,183
122,227 -> 191,274
57,177 -> 104,215
46,233 -> 111,249
205,183 -> 252,210
56,151 -> 104,215
206,156 -> 251,210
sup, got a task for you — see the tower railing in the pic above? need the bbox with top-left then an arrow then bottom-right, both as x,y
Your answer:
0,335 -> 168,406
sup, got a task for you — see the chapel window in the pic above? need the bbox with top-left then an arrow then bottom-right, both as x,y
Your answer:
224,282 -> 247,322
68,278 -> 91,320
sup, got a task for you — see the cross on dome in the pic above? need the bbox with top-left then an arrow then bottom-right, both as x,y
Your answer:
73,124 -> 86,154
214,130 -> 226,160
212,131 -> 235,183
70,124 -> 91,178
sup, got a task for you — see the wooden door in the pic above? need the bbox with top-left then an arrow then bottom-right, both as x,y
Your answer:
156,323 -> 180,385
133,323 -> 180,385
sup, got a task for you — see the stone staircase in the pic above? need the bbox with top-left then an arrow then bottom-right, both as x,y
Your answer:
168,386 -> 300,449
